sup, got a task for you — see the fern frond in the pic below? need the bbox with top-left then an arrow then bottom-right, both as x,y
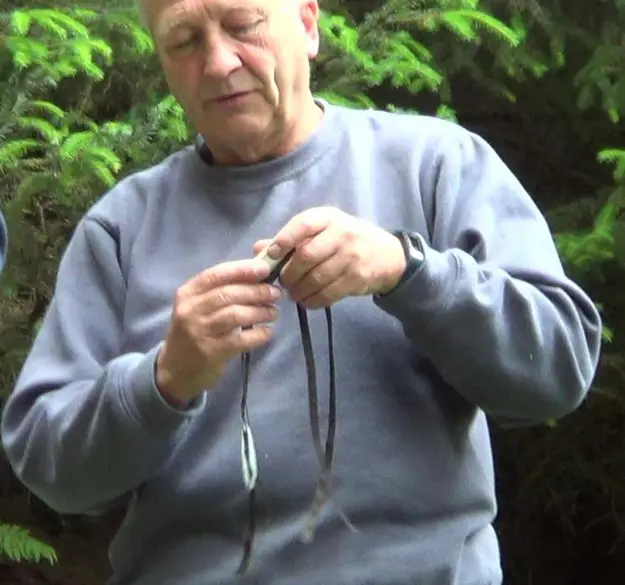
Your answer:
5,36 -> 50,68
46,10 -> 91,38
598,148 -> 625,182
17,116 -> 61,143
105,12 -> 154,54
59,131 -> 96,160
71,8 -> 99,21
87,146 -> 122,173
28,9 -> 69,39
440,12 -> 479,42
10,10 -> 32,35
28,8 -> 90,39
444,10 -> 522,46
0,524 -> 57,565
27,100 -> 66,121
0,139 -> 39,168
91,164 -> 117,187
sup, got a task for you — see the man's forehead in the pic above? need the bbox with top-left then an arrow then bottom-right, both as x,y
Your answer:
148,0 -> 300,36
150,0 -> 280,23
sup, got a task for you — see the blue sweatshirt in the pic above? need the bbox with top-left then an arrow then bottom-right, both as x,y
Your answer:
0,101 -> 601,585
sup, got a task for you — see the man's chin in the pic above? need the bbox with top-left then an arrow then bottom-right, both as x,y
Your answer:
200,118 -> 284,165
204,103 -> 274,130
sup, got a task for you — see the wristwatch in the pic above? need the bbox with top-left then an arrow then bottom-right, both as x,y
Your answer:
390,230 -> 426,290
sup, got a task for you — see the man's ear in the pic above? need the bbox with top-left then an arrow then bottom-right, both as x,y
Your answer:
300,0 -> 320,59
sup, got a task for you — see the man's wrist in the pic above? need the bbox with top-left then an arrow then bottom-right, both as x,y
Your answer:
158,385 -> 192,410
379,230 -> 426,296
154,349 -> 192,410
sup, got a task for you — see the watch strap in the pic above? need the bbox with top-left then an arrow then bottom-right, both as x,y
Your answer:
391,230 -> 425,290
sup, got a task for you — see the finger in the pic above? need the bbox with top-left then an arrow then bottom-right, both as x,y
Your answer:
202,283 -> 283,311
175,283 -> 282,331
205,304 -> 280,336
217,324 -> 276,360
252,239 -> 273,256
265,207 -> 336,260
284,252 -> 351,304
253,236 -> 314,256
183,258 -> 271,297
297,273 -> 354,310
279,224 -> 342,289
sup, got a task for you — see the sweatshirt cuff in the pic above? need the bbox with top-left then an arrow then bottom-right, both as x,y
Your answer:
373,242 -> 459,325
120,344 -> 206,437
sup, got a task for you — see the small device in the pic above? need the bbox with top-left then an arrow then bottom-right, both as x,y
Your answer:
255,245 -> 296,285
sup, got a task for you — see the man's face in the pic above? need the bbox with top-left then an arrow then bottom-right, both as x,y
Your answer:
146,0 -> 320,160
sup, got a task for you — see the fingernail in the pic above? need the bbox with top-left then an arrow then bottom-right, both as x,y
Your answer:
267,243 -> 282,259
270,286 -> 283,299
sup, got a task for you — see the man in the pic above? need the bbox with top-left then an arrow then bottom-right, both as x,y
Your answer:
0,0 -> 601,584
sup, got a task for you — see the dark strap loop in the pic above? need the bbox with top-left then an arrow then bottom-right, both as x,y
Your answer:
236,302 -> 353,574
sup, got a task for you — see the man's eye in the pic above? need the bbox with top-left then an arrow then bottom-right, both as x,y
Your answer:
170,36 -> 198,50
229,20 -> 262,36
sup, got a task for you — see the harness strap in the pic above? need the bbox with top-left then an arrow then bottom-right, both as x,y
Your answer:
236,302 -> 354,575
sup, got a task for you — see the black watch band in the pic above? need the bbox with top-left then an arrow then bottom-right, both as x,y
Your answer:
391,230 -> 425,289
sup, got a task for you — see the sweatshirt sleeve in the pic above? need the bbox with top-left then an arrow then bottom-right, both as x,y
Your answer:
374,127 -> 602,428
0,215 -> 206,515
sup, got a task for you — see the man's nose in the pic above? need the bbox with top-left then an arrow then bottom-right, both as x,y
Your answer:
203,39 -> 242,79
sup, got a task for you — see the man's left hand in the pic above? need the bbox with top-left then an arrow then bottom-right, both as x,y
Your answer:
252,207 -> 406,309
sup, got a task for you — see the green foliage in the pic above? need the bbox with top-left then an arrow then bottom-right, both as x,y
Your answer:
313,1 -> 522,114
0,523 -> 57,565
552,144 -> 625,294
0,6 -> 186,312
1,1 -> 625,582
555,200 -> 617,273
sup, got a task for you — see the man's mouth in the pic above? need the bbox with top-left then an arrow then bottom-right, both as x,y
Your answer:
214,91 -> 251,103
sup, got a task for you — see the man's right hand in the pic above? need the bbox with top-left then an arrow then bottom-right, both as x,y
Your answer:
155,258 -> 282,408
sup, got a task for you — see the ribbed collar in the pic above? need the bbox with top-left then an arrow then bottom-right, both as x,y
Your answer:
186,98 -> 339,195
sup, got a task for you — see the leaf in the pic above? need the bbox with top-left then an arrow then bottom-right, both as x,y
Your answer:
598,148 -> 625,182
91,164 -> 117,187
5,36 -> 50,68
601,324 -> 614,343
59,131 -> 95,160
30,10 -> 68,39
28,100 -> 66,121
445,10 -> 521,47
10,10 -> 32,35
0,140 -> 39,167
88,39 -> 114,60
87,147 -> 122,173
48,10 -> 91,38
101,122 -> 134,137
127,23 -> 155,54
440,13 -> 479,42
0,524 -> 57,565
71,8 -> 99,21
81,61 -> 106,80
17,117 -> 61,144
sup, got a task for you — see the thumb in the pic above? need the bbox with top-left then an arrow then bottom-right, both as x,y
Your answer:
252,238 -> 273,256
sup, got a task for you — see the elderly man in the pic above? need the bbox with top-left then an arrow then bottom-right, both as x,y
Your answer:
1,0 -> 601,584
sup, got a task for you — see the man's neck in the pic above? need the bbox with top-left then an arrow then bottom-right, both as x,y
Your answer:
204,96 -> 324,167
